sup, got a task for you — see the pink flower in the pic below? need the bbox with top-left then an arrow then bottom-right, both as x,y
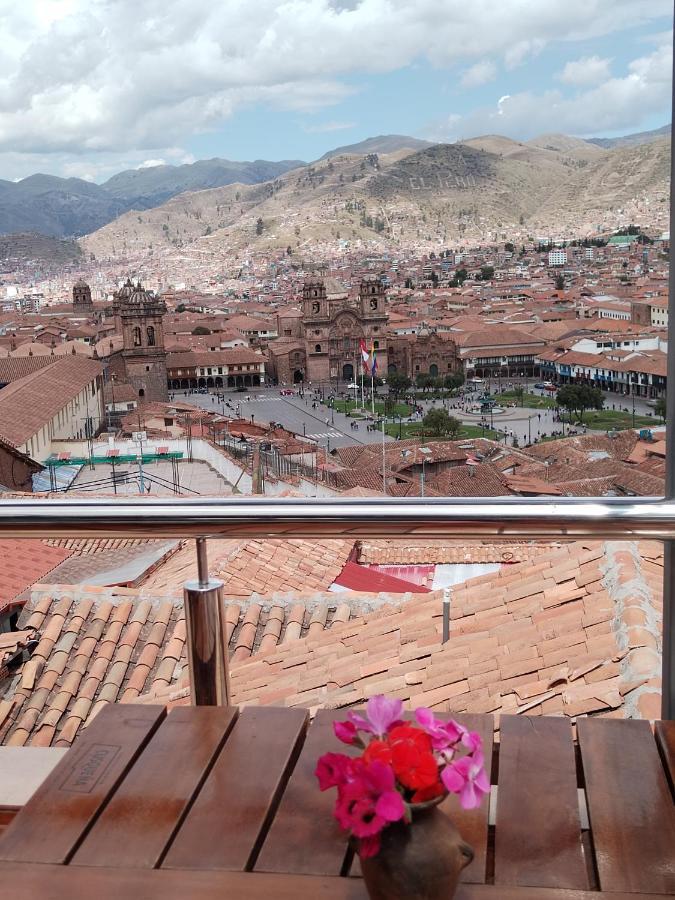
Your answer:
315,752 -> 354,791
415,707 -> 466,750
461,730 -> 482,753
358,834 -> 382,858
441,751 -> 490,810
334,720 -> 359,745
348,695 -> 404,738
334,760 -> 405,839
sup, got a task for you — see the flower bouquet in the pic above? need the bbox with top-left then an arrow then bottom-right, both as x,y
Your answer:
315,695 -> 489,900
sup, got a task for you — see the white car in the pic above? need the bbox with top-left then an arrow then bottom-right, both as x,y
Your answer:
347,382 -> 359,389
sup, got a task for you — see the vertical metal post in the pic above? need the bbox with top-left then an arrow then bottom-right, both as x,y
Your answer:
184,537 -> 231,706
663,15 -> 675,720
442,588 -> 450,644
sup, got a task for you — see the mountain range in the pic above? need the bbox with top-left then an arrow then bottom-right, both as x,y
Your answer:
80,129 -> 670,261
0,126 -> 670,247
0,158 -> 304,239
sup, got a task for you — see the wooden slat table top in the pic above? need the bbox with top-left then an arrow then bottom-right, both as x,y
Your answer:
1,705 -> 673,898
495,715 -> 588,890
0,862 -> 671,900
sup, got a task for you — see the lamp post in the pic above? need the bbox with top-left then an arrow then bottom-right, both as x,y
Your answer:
398,414 -> 403,440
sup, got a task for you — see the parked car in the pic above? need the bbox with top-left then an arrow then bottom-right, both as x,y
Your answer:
279,388 -> 295,396
534,383 -> 547,389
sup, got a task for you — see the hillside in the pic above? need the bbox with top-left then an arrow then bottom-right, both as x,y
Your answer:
588,124 -> 670,149
0,158 -> 304,238
320,134 -> 434,160
79,135 -> 671,260
0,232 -> 82,267
102,158 -> 304,207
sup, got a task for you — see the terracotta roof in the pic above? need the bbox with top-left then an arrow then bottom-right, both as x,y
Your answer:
0,541 -> 72,615
0,356 -> 56,383
132,540 -> 664,726
0,356 -> 103,447
430,463 -> 514,497
138,538 -> 353,598
43,538 -> 153,556
0,585 -> 359,747
359,541 -> 553,565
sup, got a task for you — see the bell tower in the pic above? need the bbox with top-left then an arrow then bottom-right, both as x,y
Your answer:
359,276 -> 386,318
120,281 -> 168,401
72,279 -> 93,312
302,280 -> 329,323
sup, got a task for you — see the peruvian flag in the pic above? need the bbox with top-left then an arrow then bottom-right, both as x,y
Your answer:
360,339 -> 370,372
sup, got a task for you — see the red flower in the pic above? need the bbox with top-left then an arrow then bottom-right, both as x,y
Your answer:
363,739 -> 393,767
387,724 -> 438,791
411,780 -> 445,804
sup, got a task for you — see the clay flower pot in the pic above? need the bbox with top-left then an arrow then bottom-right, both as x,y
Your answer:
359,802 -> 474,900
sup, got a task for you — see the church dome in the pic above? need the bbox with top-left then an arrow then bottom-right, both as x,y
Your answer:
117,278 -> 135,301
124,281 -> 155,306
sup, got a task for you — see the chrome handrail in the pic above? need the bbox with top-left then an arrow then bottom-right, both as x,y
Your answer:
1,496 -> 675,539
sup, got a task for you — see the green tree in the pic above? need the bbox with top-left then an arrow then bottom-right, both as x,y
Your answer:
504,242 -> 515,253
477,265 -> 494,281
513,385 -> 524,407
444,372 -> 465,393
175,304 -> 186,313
455,268 -> 468,285
416,373 -> 434,392
556,384 -> 604,423
655,397 -> 666,421
422,408 -> 461,437
555,274 -> 565,290
255,217 -> 264,235
192,326 -> 211,335
388,372 -> 411,397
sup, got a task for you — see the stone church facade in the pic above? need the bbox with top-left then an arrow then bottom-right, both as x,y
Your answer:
269,277 -> 389,385
107,279 -> 168,402
387,329 -> 460,381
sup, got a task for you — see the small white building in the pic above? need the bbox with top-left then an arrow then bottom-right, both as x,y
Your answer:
548,249 -> 567,267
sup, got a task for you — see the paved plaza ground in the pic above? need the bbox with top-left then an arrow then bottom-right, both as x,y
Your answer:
173,382 -> 663,451
71,460 -> 234,496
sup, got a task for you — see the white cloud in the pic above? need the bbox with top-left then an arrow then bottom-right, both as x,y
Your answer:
460,60 -> 497,88
0,0 -> 671,177
432,39 -> 672,141
138,158 -> 166,168
558,55 -> 612,86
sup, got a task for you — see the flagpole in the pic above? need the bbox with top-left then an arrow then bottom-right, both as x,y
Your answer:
371,372 -> 375,417
382,416 -> 386,494
360,366 -> 364,410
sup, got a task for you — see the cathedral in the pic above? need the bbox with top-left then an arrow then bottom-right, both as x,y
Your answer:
269,276 -> 388,386
107,279 -> 168,402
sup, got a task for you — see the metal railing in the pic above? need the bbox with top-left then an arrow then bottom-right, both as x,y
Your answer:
0,496 -> 673,718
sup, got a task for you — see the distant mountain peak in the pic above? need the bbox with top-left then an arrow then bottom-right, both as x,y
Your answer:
319,134 -> 434,161
587,124 -> 670,149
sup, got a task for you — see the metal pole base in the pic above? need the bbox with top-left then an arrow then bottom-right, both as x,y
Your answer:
183,577 -> 231,706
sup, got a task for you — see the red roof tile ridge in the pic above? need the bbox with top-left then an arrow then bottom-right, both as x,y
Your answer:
600,540 -> 663,719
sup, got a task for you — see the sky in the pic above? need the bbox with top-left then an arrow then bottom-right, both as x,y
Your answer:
0,0 -> 672,183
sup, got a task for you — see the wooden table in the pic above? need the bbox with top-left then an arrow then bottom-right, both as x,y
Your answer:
0,705 -> 673,898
